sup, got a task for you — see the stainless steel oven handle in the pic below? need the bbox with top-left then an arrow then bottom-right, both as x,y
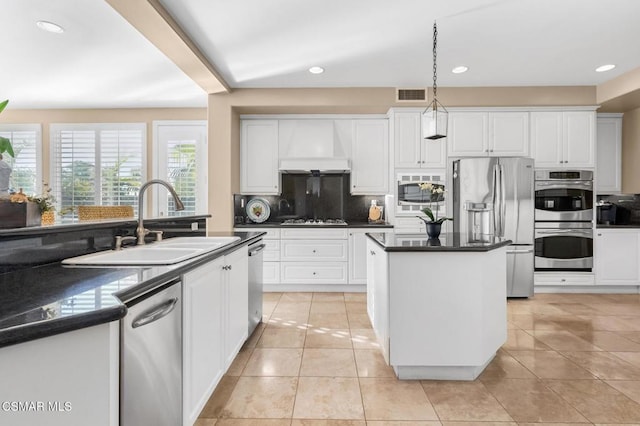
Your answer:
535,230 -> 593,237
535,181 -> 593,190
506,249 -> 534,254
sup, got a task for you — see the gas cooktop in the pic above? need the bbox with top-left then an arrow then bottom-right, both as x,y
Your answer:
281,219 -> 348,226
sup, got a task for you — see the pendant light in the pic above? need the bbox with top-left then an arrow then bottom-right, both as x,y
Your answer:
423,21 -> 448,140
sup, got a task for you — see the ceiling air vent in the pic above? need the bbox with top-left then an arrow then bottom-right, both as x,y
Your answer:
396,88 -> 427,102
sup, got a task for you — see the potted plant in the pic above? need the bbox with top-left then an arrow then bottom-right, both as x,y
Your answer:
416,182 -> 452,239
28,183 -> 56,225
0,100 -> 14,158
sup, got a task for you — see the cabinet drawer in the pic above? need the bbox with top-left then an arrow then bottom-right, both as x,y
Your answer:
280,262 -> 348,284
234,227 -> 281,239
263,262 -> 280,284
393,217 -> 426,234
263,240 -> 280,262
281,240 -> 348,261
534,272 -> 595,286
280,228 -> 348,239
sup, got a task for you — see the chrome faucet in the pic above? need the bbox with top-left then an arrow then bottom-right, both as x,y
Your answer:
136,179 -> 185,245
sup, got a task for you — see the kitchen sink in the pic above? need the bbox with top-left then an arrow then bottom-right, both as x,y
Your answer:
156,236 -> 240,250
62,236 -> 240,266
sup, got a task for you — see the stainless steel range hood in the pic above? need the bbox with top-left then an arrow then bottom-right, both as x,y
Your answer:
278,119 -> 351,173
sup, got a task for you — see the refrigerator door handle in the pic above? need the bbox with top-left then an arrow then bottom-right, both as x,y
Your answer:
491,164 -> 500,235
499,163 -> 506,238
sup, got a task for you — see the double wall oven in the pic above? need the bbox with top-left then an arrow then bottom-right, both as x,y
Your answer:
534,170 -> 594,272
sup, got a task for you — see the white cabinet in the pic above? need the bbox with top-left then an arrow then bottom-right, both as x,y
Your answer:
531,111 -> 595,168
392,110 -> 446,168
351,119 -> 389,194
448,111 -> 529,157
348,229 -> 369,284
0,323 -> 119,426
236,228 -> 280,284
280,229 -> 348,284
183,257 -> 224,426
595,229 -> 640,285
223,247 -> 249,368
596,114 -> 623,193
182,246 -> 248,425
366,238 -> 390,363
240,120 -> 279,194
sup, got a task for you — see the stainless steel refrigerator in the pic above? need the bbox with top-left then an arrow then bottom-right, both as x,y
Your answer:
452,157 -> 534,297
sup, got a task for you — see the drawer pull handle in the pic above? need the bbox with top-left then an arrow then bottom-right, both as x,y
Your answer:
313,272 -> 316,275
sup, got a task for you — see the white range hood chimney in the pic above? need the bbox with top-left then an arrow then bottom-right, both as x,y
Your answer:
278,120 -> 350,173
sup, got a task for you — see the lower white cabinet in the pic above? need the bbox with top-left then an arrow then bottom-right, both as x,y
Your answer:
183,257 -> 224,426
281,234 -> 349,284
182,246 -> 248,426
366,239 -> 390,362
349,229 -> 369,284
595,229 -> 640,285
235,228 -> 280,284
223,247 -> 249,368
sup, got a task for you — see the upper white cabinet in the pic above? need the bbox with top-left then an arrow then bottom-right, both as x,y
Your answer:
392,109 -> 446,168
448,111 -> 529,157
351,119 -> 389,194
531,111 -> 596,168
596,114 -> 623,193
240,120 -> 279,194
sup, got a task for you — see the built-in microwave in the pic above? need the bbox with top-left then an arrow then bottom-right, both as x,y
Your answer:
396,171 -> 446,215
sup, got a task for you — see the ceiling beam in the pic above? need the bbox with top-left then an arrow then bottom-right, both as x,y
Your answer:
106,0 -> 230,94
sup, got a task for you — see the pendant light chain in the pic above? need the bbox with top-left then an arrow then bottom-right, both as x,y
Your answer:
432,21 -> 438,101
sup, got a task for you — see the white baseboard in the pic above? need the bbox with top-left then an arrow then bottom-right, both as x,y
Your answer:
264,284 -> 366,293
535,285 -> 640,294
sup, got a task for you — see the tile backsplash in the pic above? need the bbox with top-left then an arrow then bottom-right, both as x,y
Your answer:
596,194 -> 640,224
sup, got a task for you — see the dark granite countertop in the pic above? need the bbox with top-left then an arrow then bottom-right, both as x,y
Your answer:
366,232 -> 512,252
234,221 -> 393,228
0,231 -> 264,348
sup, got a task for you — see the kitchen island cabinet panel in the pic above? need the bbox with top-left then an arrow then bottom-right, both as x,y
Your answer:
0,322 -> 119,426
365,232 -> 509,380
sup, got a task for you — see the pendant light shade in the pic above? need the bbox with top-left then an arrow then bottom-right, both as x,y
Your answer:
423,21 -> 448,140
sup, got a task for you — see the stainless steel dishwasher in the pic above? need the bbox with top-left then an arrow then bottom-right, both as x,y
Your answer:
248,239 -> 265,336
121,279 -> 182,426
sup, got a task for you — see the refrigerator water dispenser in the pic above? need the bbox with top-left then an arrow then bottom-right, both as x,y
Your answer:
465,202 -> 493,242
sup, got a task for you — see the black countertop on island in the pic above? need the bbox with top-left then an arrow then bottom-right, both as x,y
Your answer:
367,232 -> 512,252
0,231 -> 265,348
234,221 -> 393,228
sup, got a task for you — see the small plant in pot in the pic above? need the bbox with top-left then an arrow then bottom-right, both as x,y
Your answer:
416,182 -> 452,239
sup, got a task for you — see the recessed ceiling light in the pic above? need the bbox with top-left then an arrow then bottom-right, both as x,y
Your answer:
308,66 -> 324,74
595,64 -> 616,72
36,20 -> 64,34
452,66 -> 469,74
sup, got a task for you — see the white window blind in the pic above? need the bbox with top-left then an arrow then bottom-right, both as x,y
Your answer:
0,124 -> 42,195
50,123 -> 146,221
153,121 -> 207,217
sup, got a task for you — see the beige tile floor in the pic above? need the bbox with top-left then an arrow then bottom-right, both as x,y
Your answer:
196,292 -> 640,425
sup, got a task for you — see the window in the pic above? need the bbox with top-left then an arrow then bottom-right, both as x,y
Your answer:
0,124 -> 42,195
50,123 -> 146,220
153,121 -> 207,217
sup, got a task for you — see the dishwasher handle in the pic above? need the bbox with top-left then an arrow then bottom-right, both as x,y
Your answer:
248,243 -> 266,256
132,297 -> 178,329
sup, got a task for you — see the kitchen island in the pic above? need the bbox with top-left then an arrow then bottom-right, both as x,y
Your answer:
366,232 -> 511,380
